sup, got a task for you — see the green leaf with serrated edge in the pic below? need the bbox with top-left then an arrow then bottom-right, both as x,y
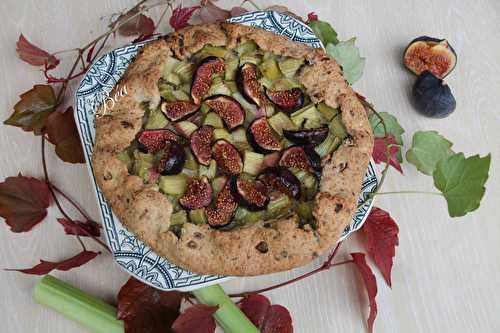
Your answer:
369,112 -> 405,145
308,20 -> 339,45
326,38 -> 365,84
406,131 -> 454,175
433,153 -> 491,217
4,85 -> 56,135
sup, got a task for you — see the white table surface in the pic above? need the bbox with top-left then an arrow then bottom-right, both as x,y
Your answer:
1,0 -> 499,332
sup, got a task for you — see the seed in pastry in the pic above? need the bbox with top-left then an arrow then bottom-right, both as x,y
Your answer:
190,125 -> 214,166
265,87 -> 304,112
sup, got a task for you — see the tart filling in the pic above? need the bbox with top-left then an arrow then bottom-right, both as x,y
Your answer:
119,42 -> 348,232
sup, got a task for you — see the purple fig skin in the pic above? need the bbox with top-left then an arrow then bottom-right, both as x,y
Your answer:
282,126 -> 329,146
229,176 -> 269,211
258,167 -> 301,199
157,141 -> 186,175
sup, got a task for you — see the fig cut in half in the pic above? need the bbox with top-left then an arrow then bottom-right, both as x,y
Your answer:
191,56 -> 225,104
403,36 -> 457,79
236,63 -> 267,107
247,117 -> 283,153
230,176 -> 269,211
279,146 -> 322,176
179,176 -> 213,209
412,70 -> 456,118
265,87 -> 304,112
206,180 -> 237,228
212,139 -> 243,175
137,129 -> 180,153
157,140 -> 186,175
204,95 -> 245,130
190,125 -> 214,166
283,126 -> 329,146
258,167 -> 301,200
161,101 -> 199,121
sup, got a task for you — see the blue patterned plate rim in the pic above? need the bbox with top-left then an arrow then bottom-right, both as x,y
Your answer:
74,10 -> 378,291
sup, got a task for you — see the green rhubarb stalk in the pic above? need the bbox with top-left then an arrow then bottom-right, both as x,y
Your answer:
33,275 -> 124,333
193,284 -> 260,333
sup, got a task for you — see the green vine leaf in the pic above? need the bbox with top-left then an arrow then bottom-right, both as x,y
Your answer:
308,19 -> 339,45
4,85 -> 57,135
325,38 -> 365,84
406,131 -> 454,175
433,153 -> 491,217
369,112 -> 405,145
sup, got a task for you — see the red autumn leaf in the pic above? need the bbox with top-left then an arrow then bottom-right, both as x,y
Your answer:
16,34 -> 59,69
4,84 -> 57,135
351,253 -> 378,333
306,12 -> 318,23
171,304 -> 218,333
240,294 -> 293,333
56,218 -> 101,237
6,250 -> 99,275
117,277 -> 184,333
361,207 -> 399,287
230,6 -> 248,16
169,5 -> 200,30
0,175 -> 51,232
45,107 -> 85,163
118,10 -> 155,37
199,0 -> 230,24
372,134 -> 403,174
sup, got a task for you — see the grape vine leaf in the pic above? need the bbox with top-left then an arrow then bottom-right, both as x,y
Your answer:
45,107 -> 85,163
361,207 -> 399,287
169,5 -> 200,30
372,134 -> 403,174
308,19 -> 338,45
56,218 -> 100,237
239,294 -> 293,333
171,304 -> 218,333
199,0 -> 230,24
4,85 -> 57,135
118,10 -> 155,37
351,253 -> 378,333
16,34 -> 59,69
117,277 -> 185,333
368,112 -> 405,146
406,130 -> 454,175
326,38 -> 365,84
6,250 -> 99,275
433,153 -> 491,217
0,175 -> 51,232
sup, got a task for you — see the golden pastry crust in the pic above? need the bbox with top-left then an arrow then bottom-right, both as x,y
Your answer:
92,22 -> 373,276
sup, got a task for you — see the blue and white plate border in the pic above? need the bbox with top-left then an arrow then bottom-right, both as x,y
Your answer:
74,10 -> 378,291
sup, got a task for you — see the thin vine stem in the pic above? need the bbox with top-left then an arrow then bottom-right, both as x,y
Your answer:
41,137 -> 111,253
50,184 -> 97,223
229,243 -> 349,298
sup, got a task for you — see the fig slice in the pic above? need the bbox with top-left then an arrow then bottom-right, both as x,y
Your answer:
230,176 -> 269,211
206,180 -> 237,228
204,95 -> 245,130
403,36 -> 457,79
264,87 -> 304,112
179,176 -> 213,209
191,56 -> 225,105
258,167 -> 301,199
157,140 -> 186,175
161,101 -> 199,121
279,146 -> 322,175
190,125 -> 214,166
247,117 -> 283,153
137,129 -> 180,153
236,63 -> 268,107
283,126 -> 329,146
212,139 -> 243,175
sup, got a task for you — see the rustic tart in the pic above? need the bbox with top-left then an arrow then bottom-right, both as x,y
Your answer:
92,22 -> 374,276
